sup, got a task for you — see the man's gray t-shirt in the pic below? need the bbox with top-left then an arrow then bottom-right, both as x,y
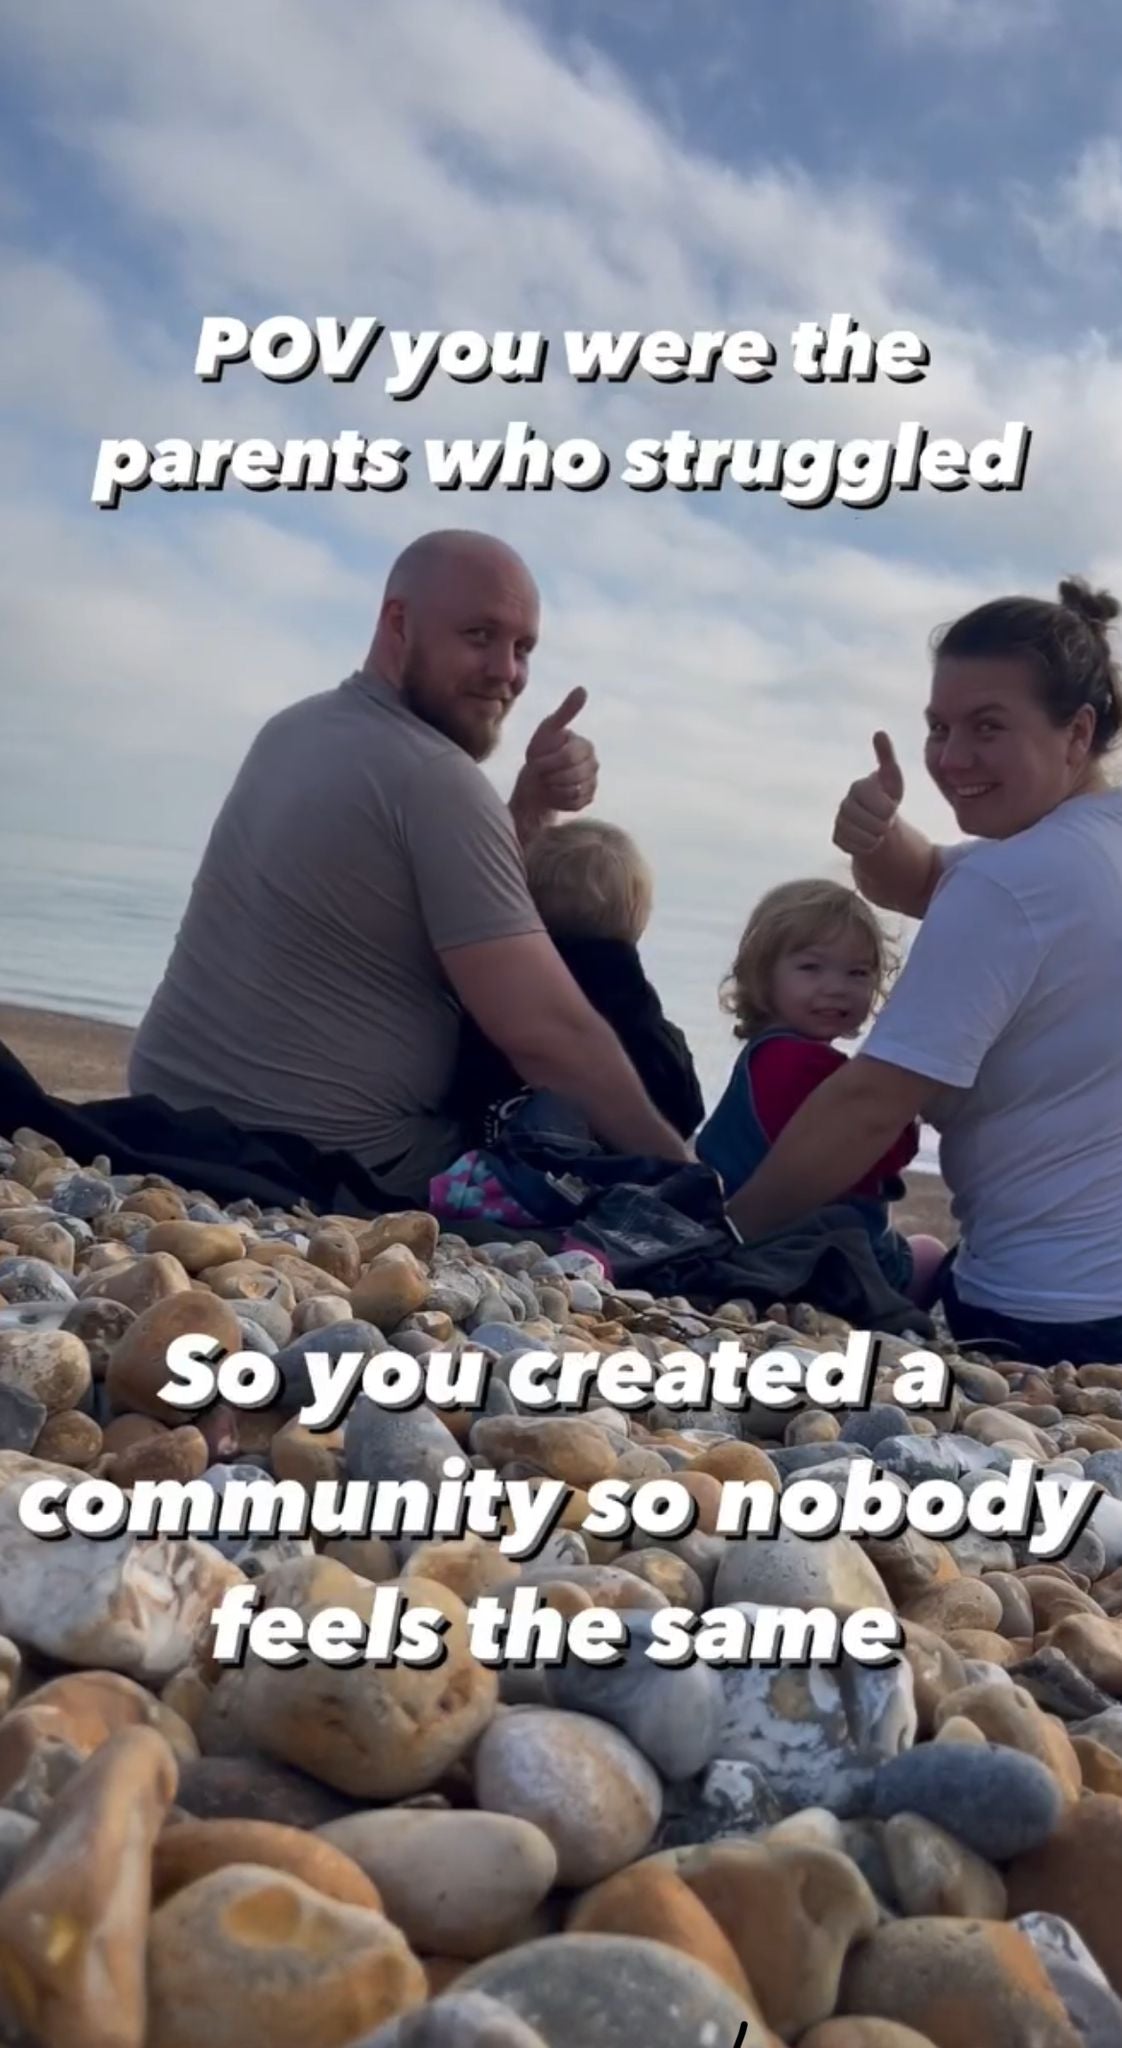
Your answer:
128,671 -> 543,1195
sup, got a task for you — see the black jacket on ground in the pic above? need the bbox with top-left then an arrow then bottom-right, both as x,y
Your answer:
449,933 -> 706,1143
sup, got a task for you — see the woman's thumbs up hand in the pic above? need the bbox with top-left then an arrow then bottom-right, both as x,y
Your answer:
833,731 -> 905,856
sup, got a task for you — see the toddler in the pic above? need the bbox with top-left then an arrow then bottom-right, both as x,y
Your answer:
450,818 -> 704,1144
696,879 -> 945,1303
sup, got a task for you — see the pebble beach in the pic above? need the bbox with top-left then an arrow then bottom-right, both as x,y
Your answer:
1,1012 -> 1119,2047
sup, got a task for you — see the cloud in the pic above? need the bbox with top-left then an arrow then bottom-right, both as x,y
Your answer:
869,0 -> 1056,50
1,0 -> 1116,1089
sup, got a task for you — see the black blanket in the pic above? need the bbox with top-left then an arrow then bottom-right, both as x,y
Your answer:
0,1034 -> 932,1334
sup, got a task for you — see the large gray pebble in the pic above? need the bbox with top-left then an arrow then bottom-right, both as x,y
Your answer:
0,1384 -> 47,1454
49,1171 -> 118,1219
272,1318 -> 385,1412
345,1397 -> 461,1487
457,1935 -> 768,2048
350,1992 -> 548,2048
871,1741 -> 1063,1858
1016,1912 -> 1122,2048
544,1611 -> 722,1780
231,1297 -> 293,1348
0,1260 -> 76,1306
841,1404 -> 916,1450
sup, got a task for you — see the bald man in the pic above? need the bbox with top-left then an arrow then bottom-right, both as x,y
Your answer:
129,531 -> 690,1198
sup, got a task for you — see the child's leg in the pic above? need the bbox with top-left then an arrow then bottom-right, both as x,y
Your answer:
905,1232 -> 949,1309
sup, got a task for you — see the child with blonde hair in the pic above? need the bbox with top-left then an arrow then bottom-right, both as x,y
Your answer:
697,879 -> 945,1302
450,818 -> 703,1143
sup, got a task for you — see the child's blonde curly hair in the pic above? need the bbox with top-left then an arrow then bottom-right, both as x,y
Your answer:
720,878 -> 899,1041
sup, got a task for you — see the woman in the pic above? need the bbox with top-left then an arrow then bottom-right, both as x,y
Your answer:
727,576 -> 1122,1365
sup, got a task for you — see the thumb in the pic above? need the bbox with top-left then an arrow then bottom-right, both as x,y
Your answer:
872,730 -> 904,801
536,685 -> 588,737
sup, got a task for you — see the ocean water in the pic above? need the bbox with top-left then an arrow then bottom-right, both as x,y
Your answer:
0,827 -> 940,1172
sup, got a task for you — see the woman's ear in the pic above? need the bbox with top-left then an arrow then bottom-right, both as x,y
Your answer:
1069,701 -> 1097,763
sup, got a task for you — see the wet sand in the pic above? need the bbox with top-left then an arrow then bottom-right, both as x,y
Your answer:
0,1004 -> 134,1103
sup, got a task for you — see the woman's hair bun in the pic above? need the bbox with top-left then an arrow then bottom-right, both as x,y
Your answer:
1058,576 -> 1121,630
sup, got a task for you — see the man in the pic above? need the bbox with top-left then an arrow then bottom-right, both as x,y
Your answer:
129,530 -> 689,1198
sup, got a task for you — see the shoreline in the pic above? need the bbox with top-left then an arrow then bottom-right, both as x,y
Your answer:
0,999 -> 954,1239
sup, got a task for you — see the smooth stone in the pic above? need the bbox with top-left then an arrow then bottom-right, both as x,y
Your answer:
0,1638 -> 19,1719
944,1530 -> 1016,1576
566,1861 -> 755,2001
1006,1794 -> 1122,1996
0,1670 -> 198,1817
0,1726 -> 177,2046
543,1612 -> 722,1780
344,1401 -> 462,1488
105,1291 -> 244,1421
270,1319 -> 386,1411
0,1384 -> 47,1455
145,1864 -> 427,2048
234,1568 -> 497,1799
1083,1450 -> 1122,1501
457,1934 -> 769,2048
174,1755 -> 358,1828
145,1221 -> 246,1273
713,1523 -> 891,1611
933,1681 -> 1081,1800
903,1579 -> 1004,1635
769,1443 -> 864,1474
875,1434 -> 967,1483
1015,1912 -> 1122,2048
0,1450 -> 244,1684
710,1611 -> 916,1815
657,1758 -> 781,1847
350,1991 -> 548,2048
0,1809 -> 37,1888
356,1213 -> 440,1265
678,1838 -> 879,2039
840,1918 -> 1083,2048
351,1245 -> 429,1330
1013,1648 -> 1118,1723
871,1742 -> 1064,1859
152,1817 -> 381,1909
49,1171 -> 118,1220
318,1809 -> 558,1960
230,1296 -> 292,1347
473,1708 -> 661,1887
0,1258 -> 76,1306
60,1297 -> 137,1377
841,1405 -> 917,1450
883,1811 -> 1007,1917
1071,1707 -> 1122,1759
801,2027 -> 942,2048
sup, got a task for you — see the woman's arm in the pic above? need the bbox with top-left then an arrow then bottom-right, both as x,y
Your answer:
852,819 -> 944,919
726,1053 -> 935,1240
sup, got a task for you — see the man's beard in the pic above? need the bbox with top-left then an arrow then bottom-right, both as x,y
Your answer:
400,664 -> 499,762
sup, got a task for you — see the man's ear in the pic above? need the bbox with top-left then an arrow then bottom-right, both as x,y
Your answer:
381,596 -> 408,656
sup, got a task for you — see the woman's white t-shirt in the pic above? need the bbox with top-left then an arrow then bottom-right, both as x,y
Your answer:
863,787 -> 1122,1322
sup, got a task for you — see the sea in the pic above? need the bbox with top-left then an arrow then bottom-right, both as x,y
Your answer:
0,826 -> 941,1173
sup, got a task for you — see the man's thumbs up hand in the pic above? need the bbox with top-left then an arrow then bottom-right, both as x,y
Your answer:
526,686 -> 589,760
833,731 -> 905,858
510,687 -> 599,845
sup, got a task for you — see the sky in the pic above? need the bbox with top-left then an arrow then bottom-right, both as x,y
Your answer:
2,0 -> 1121,1093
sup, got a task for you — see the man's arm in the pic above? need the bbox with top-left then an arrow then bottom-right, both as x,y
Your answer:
439,931 -> 690,1161
726,1054 -> 935,1240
